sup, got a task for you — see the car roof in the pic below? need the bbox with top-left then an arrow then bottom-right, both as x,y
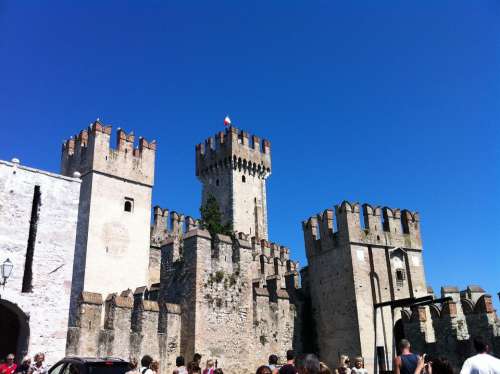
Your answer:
60,357 -> 128,364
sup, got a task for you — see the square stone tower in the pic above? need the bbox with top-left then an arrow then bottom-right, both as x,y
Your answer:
196,126 -> 271,239
61,120 -> 156,325
302,201 -> 427,374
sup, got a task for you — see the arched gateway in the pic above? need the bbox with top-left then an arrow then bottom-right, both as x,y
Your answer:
0,300 -> 30,363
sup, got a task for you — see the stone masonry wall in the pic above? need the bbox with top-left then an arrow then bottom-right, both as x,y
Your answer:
160,229 -> 299,373
67,291 -> 182,374
0,160 -> 81,364
149,206 -> 199,286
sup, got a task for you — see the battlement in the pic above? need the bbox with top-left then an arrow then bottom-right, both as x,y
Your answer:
72,287 -> 179,331
160,228 -> 299,302
195,126 -> 271,178
150,206 -> 200,247
303,200 -> 422,259
61,120 -> 156,186
246,235 -> 299,291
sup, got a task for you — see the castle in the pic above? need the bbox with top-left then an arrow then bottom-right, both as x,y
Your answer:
0,120 -> 499,374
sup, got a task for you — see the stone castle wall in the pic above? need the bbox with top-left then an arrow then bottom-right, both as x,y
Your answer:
59,121 -> 499,373
66,291 -> 181,374
402,287 -> 500,369
149,206 -> 200,286
160,229 -> 299,374
0,159 -> 81,364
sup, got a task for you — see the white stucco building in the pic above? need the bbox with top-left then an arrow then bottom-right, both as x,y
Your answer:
0,159 -> 81,364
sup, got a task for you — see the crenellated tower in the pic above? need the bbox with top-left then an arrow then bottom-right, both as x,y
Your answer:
61,120 -> 156,325
301,201 -> 426,374
196,126 -> 271,239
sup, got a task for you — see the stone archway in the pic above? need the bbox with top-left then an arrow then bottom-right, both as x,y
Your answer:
393,318 -> 405,355
0,300 -> 30,363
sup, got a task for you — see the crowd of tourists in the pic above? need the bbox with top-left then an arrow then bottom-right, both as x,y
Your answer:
0,353 -> 48,374
2,336 -> 499,374
127,336 -> 500,374
394,337 -> 500,374
126,354 -> 223,374
253,350 -> 366,374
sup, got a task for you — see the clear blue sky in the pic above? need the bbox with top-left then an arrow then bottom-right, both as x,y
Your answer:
1,1 -> 499,302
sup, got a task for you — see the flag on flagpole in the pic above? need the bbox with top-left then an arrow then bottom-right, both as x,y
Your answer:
224,116 -> 231,127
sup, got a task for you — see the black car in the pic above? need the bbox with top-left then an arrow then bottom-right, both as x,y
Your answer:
48,357 -> 130,374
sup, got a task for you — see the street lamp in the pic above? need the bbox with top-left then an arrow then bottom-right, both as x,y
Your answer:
1,258 -> 13,287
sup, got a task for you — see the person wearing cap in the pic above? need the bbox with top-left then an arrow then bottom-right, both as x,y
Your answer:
0,354 -> 17,374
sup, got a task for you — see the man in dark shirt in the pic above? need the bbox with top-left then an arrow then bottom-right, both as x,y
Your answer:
280,350 -> 298,374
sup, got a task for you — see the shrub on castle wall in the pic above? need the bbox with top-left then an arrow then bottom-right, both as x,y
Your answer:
200,194 -> 233,237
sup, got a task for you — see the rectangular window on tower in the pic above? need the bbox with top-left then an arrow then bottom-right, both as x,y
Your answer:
396,269 -> 406,287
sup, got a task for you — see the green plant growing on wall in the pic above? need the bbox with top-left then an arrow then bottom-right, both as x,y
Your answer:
215,270 -> 225,283
229,273 -> 238,287
200,194 -> 233,237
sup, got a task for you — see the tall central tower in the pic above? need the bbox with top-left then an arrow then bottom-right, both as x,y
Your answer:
196,126 -> 271,239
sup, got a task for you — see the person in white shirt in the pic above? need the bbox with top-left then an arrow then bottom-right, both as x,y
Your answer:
139,355 -> 154,374
29,353 -> 48,374
460,337 -> 500,374
351,357 -> 367,374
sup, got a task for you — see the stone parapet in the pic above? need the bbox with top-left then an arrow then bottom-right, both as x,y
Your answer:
151,206 -> 200,247
61,120 -> 156,186
303,201 -> 422,260
196,126 -> 271,179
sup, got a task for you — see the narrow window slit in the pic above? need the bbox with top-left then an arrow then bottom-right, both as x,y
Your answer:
22,185 -> 41,292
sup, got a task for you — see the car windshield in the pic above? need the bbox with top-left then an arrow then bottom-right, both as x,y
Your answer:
87,362 -> 129,374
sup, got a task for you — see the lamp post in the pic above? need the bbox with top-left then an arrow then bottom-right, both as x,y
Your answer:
1,258 -> 13,287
